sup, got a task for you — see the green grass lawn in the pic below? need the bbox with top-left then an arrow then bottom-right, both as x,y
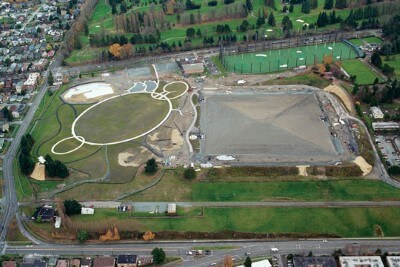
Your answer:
261,73 -> 331,89
341,59 -> 382,85
363,36 -> 383,45
74,93 -> 170,144
190,180 -> 400,201
348,38 -> 364,46
382,54 -> 400,77
135,206 -> 400,237
126,170 -> 400,202
223,42 -> 356,74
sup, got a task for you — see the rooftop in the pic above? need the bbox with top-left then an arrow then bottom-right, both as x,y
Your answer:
293,257 -> 336,267
93,257 -> 115,267
387,256 -> 400,267
339,256 -> 384,267
116,255 -> 137,264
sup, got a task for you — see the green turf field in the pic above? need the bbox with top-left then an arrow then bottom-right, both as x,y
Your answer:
363,36 -> 383,44
348,38 -> 364,46
222,42 -> 357,74
341,59 -> 382,85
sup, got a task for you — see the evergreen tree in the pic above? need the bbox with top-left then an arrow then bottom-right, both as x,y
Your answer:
301,0 -> 310,14
268,12 -> 276,26
335,0 -> 347,9
145,158 -> 158,174
196,28 -> 202,37
245,0 -> 253,12
244,257 -> 252,267
371,51 -> 382,69
152,248 -> 166,264
310,0 -> 318,9
289,4 -> 294,12
64,200 -> 82,216
323,0 -> 333,9
282,5 -> 288,13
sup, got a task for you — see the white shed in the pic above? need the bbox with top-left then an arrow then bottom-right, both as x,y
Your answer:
167,203 -> 176,214
81,207 -> 95,215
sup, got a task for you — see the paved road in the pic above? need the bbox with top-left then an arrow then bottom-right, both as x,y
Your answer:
3,239 -> 400,266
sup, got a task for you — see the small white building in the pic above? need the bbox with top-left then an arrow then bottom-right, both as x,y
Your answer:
370,106 -> 384,119
81,207 -> 95,215
167,203 -> 176,214
387,256 -> 400,267
54,216 -> 61,228
339,256 -> 384,267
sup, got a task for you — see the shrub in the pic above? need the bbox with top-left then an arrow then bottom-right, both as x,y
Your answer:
145,158 -> 158,174
184,167 -> 196,180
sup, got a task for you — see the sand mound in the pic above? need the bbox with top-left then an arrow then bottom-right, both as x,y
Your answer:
324,85 -> 355,114
353,156 -> 373,176
297,165 -> 310,176
118,151 -> 139,167
31,163 -> 45,181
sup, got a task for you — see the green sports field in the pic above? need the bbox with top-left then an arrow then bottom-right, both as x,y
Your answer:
341,59 -> 382,85
222,42 -> 357,74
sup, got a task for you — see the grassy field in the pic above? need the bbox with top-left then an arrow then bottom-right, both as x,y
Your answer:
382,54 -> 400,77
164,82 -> 188,99
260,73 -> 331,88
125,171 -> 400,202
74,93 -> 170,144
341,59 -> 382,85
127,207 -> 400,237
363,36 -> 383,44
222,42 -> 357,74
348,38 -> 364,46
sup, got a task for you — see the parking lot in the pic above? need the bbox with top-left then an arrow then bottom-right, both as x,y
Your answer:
376,135 -> 400,167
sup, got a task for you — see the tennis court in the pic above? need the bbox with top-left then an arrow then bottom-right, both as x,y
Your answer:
222,42 -> 358,74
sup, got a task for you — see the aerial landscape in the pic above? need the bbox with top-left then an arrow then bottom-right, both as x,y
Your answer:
1,0 -> 400,266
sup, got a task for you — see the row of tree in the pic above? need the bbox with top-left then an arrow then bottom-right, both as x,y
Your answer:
89,33 -> 160,47
353,79 -> 400,106
19,135 -> 35,176
44,155 -> 70,178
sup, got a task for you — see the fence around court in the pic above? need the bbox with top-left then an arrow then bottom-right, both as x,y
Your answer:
219,31 -> 365,74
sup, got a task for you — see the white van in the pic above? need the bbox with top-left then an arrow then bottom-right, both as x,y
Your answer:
271,248 -> 279,252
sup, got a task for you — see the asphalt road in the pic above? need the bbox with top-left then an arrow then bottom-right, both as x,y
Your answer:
3,239 -> 400,266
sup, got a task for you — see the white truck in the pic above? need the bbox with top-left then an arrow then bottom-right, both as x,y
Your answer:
270,248 -> 279,252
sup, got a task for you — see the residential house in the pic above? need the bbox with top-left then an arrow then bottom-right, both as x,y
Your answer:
56,260 -> 69,267
32,205 -> 55,222
93,257 -> 115,267
21,260 -> 47,267
70,259 -> 80,267
80,258 -> 91,267
48,257 -> 58,267
2,261 -> 16,267
116,255 -> 138,267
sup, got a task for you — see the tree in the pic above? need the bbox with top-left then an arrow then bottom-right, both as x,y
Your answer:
245,0 -> 253,11
282,15 -> 293,32
288,4 -> 293,12
265,0 -> 275,9
301,0 -> 310,14
268,12 -> 276,26
244,256 -> 252,267
196,28 -> 202,37
323,0 -> 333,9
48,71 -> 54,86
143,231 -> 155,241
282,5 -> 288,13
109,43 -> 122,58
77,230 -> 89,243
335,0 -> 347,9
145,158 -> 158,174
2,107 -> 13,121
83,22 -> 89,36
186,27 -> 196,38
184,167 -> 196,179
19,153 -> 35,175
151,247 -> 166,264
310,0 -> 318,9
371,51 -> 382,69
352,83 -> 359,95
63,199 -> 82,216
